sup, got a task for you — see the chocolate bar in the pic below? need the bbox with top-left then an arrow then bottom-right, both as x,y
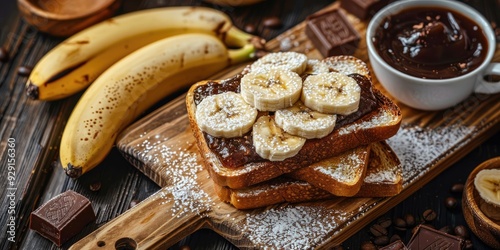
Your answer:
30,190 -> 96,246
407,225 -> 465,250
305,8 -> 360,57
380,240 -> 408,250
340,0 -> 390,20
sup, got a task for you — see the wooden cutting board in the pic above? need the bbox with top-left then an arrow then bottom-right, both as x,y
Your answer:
71,3 -> 500,249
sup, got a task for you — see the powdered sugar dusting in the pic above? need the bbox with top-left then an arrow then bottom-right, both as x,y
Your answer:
338,109 -> 396,135
387,124 -> 474,186
241,203 -> 374,249
323,58 -> 370,77
137,138 -> 212,217
315,153 -> 364,182
364,164 -> 400,183
250,51 -> 307,74
304,59 -> 330,75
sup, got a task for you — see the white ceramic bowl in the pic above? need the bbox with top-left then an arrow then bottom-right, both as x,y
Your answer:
366,0 -> 500,110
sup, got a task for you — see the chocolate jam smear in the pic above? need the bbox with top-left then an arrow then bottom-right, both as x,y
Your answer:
372,7 -> 488,79
193,74 -> 242,105
195,73 -> 378,168
336,73 -> 378,128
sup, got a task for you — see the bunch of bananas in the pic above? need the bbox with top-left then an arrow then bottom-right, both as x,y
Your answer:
26,7 -> 264,178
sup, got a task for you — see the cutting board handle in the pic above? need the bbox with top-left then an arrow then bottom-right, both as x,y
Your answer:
70,188 -> 206,250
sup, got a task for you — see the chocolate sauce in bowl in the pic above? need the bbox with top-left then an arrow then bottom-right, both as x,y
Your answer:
372,7 -> 488,79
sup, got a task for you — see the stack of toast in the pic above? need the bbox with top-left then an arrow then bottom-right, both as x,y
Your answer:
187,53 -> 402,209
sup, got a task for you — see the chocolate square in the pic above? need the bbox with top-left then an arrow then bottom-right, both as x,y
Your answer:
305,8 -> 360,57
30,190 -> 96,246
407,225 -> 465,250
380,240 -> 408,250
340,0 -> 391,20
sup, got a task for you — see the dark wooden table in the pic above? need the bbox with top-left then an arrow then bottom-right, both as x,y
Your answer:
1,0 -> 498,249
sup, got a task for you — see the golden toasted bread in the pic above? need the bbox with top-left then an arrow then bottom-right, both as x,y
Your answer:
187,55 -> 402,189
287,145 -> 371,197
215,141 -> 402,209
354,141 -> 403,197
214,142 -> 402,209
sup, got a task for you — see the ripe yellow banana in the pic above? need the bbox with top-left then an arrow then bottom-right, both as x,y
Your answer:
26,6 -> 261,101
60,33 -> 255,178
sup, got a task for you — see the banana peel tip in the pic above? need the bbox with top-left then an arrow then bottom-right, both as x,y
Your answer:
26,82 -> 39,100
65,164 -> 82,178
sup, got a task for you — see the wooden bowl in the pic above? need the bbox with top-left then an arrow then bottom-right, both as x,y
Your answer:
17,0 -> 121,37
463,157 -> 500,249
203,0 -> 266,6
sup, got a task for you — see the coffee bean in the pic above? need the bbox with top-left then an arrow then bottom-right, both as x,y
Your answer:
370,223 -> 387,236
390,234 -> 401,243
17,65 -> 32,76
244,24 -> 256,34
445,197 -> 458,209
454,225 -> 469,239
393,217 -> 407,230
89,181 -> 101,192
423,209 -> 437,222
360,241 -> 377,250
262,16 -> 282,28
179,245 -> 191,250
373,235 -> 389,246
464,239 -> 473,249
377,217 -> 392,228
0,47 -> 9,62
450,183 -> 464,194
129,199 -> 139,208
439,225 -> 453,234
404,213 -> 415,227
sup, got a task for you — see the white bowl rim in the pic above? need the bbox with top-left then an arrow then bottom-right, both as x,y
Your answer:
366,0 -> 497,86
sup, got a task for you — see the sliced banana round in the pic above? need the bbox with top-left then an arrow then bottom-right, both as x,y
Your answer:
240,69 -> 302,111
301,72 -> 361,115
304,59 -> 330,75
322,56 -> 371,80
474,169 -> 500,207
252,115 -> 306,161
250,52 -> 308,74
275,101 -> 336,139
196,92 -> 257,138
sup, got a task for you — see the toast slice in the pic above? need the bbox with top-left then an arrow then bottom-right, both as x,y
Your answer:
187,55 -> 402,189
287,144 -> 371,197
355,141 -> 403,197
215,141 -> 402,209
